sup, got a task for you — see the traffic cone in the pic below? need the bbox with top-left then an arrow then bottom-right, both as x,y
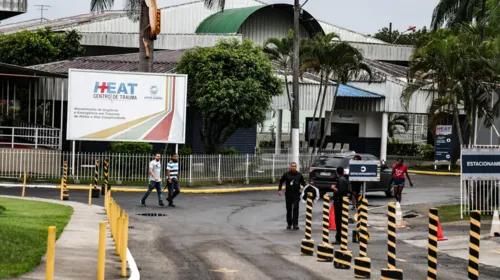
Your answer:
437,218 -> 448,241
329,201 -> 336,230
490,210 -> 500,238
395,202 -> 405,228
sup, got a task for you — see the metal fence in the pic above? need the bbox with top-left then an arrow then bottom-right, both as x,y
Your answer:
0,120 -> 60,149
0,149 -> 328,185
460,145 -> 500,216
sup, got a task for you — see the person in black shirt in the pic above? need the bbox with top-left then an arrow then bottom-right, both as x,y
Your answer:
331,166 -> 351,244
278,162 -> 306,230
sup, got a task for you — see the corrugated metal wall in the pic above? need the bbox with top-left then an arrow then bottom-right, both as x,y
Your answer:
79,32 -> 242,50
0,0 -> 27,12
349,42 -> 415,62
239,7 -> 309,45
318,20 -> 387,44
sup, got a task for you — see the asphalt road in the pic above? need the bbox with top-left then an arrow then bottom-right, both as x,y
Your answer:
1,174 -> 499,280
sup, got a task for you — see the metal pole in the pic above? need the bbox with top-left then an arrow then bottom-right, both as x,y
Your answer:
72,141 -> 75,176
291,0 -> 301,168
59,81 -> 64,150
6,80 -> 9,116
13,84 -> 16,120
28,81 -> 31,122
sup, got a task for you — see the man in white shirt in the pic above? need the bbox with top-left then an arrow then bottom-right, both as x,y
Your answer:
140,153 -> 165,207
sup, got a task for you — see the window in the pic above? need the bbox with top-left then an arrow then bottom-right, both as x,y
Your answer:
313,157 -> 350,168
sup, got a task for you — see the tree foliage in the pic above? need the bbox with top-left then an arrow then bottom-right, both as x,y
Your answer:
0,27 -> 85,66
176,39 -> 283,154
372,26 -> 430,45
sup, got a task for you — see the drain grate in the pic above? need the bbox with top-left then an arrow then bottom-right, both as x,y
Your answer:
137,213 -> 167,217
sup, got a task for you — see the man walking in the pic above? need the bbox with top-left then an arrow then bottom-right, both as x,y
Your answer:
278,162 -> 306,230
141,153 -> 165,207
166,153 -> 181,207
331,166 -> 351,244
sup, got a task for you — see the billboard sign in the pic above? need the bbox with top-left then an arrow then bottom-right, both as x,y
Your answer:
435,125 -> 453,162
348,160 -> 380,182
461,148 -> 500,180
67,69 -> 187,143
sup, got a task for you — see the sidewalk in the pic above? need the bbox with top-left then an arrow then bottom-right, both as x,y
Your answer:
0,195 -> 133,280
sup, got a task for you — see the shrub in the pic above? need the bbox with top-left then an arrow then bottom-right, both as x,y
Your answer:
420,144 -> 434,159
179,145 -> 193,156
220,147 -> 240,155
108,142 -> 153,154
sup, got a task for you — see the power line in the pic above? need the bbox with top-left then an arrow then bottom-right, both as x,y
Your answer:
34,4 -> 51,23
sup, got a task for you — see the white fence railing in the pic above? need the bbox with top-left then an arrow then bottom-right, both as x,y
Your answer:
0,149 -> 328,185
460,145 -> 500,216
0,121 -> 60,149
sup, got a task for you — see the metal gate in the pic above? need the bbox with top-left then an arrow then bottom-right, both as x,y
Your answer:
460,145 -> 500,218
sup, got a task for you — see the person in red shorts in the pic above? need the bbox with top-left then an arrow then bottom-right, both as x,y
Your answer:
391,157 -> 413,203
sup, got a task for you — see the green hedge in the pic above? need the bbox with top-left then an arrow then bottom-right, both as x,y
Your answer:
108,142 -> 153,154
387,142 -> 434,159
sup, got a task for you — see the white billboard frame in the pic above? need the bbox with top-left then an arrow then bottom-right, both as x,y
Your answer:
66,68 -> 188,144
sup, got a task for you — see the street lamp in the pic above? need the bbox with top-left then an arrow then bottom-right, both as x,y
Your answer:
392,26 -> 416,44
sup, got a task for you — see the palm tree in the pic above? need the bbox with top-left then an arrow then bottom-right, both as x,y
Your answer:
388,114 -> 411,139
403,35 -> 499,149
90,0 -> 226,72
302,35 -> 372,151
431,0 -> 487,31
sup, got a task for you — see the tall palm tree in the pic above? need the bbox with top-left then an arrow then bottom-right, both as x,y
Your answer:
388,114 -> 411,139
303,36 -> 371,151
90,0 -> 226,72
403,35 -> 499,149
431,0 -> 487,31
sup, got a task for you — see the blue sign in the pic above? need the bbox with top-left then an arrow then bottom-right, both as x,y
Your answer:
461,149 -> 500,180
435,125 -> 453,162
349,160 -> 380,182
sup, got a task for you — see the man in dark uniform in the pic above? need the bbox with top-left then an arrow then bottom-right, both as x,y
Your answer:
331,166 -> 351,244
351,155 -> 363,209
278,162 -> 306,230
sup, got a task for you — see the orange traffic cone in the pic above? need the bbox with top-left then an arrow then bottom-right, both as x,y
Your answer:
329,201 -> 336,230
437,219 -> 448,241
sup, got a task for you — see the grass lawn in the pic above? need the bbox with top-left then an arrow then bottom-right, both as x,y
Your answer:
411,165 -> 460,173
437,204 -> 494,223
0,198 -> 73,278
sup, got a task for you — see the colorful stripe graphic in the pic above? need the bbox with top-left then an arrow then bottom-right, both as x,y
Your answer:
79,76 -> 177,141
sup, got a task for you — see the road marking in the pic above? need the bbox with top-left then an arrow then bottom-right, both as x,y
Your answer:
212,268 -> 239,273
489,248 -> 500,254
367,205 -> 386,211
397,258 -> 407,262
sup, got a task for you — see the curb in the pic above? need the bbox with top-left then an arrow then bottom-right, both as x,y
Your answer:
407,170 -> 460,176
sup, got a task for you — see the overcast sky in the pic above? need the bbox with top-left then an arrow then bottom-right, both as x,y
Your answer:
1,0 -> 439,35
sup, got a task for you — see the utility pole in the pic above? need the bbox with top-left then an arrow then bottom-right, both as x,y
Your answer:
35,5 -> 50,23
388,22 -> 392,43
292,0 -> 300,167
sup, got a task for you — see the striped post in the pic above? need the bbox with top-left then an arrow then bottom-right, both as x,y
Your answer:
62,161 -> 69,200
334,196 -> 352,269
428,208 -> 439,280
353,203 -> 362,243
300,192 -> 315,256
104,159 -> 109,209
468,211 -> 481,280
381,202 -> 403,279
93,160 -> 99,189
317,194 -> 334,262
354,198 -> 371,278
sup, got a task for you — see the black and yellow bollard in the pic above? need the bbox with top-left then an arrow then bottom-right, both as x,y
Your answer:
301,192 -> 315,256
62,161 -> 69,201
381,202 -> 403,279
427,208 -> 439,280
354,198 -> 371,278
334,196 -> 352,269
317,194 -> 334,262
468,210 -> 481,280
94,160 -> 99,188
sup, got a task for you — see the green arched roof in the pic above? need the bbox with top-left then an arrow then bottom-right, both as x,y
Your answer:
195,4 -> 324,36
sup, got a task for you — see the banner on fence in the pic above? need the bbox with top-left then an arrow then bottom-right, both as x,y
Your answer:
67,69 -> 187,143
348,160 -> 380,182
461,148 -> 500,180
435,125 -> 453,163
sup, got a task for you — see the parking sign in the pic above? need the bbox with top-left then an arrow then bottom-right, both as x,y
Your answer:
349,160 -> 380,182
